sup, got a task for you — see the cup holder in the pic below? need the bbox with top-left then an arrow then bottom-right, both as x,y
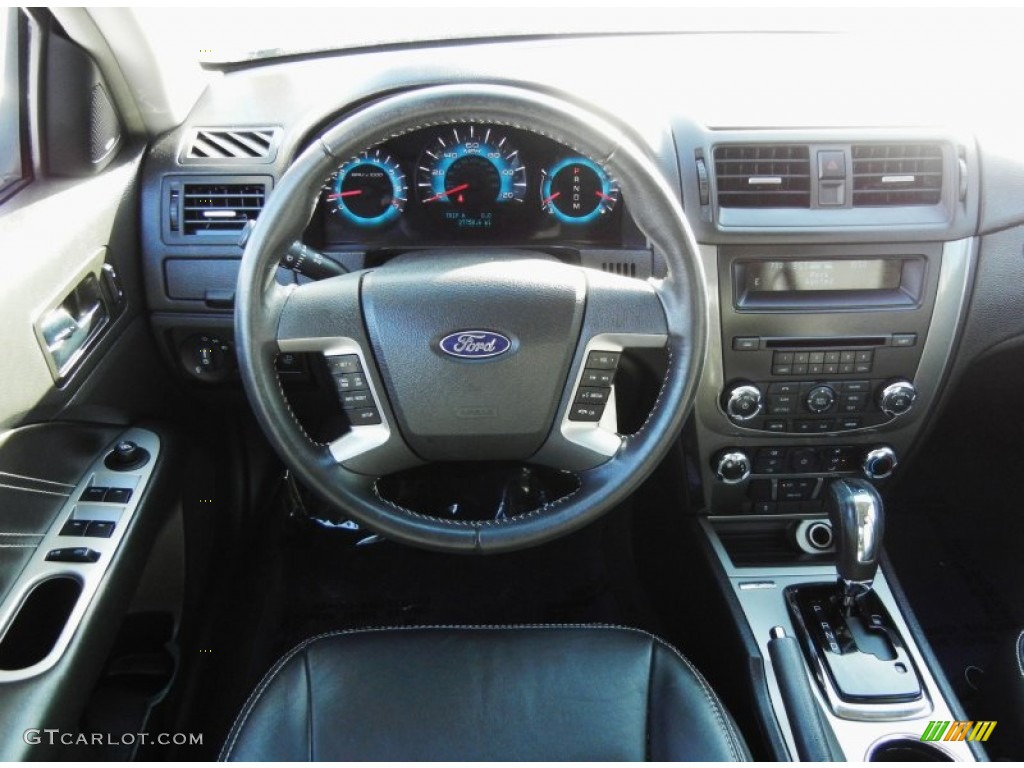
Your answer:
867,737 -> 955,762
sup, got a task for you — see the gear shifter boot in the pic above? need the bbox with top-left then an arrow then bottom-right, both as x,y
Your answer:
786,584 -> 923,706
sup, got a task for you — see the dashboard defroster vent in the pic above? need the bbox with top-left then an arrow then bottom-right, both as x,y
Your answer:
181,183 -> 266,236
714,145 -> 811,208
852,144 -> 943,207
182,128 -> 280,162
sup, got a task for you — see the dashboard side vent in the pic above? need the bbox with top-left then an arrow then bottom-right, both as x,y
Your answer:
183,128 -> 279,162
852,143 -> 943,206
601,261 -> 637,278
181,183 -> 267,236
714,145 -> 811,208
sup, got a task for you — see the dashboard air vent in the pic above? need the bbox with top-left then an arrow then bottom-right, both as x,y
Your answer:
852,144 -> 943,206
714,145 -> 811,208
184,128 -> 278,161
181,183 -> 266,236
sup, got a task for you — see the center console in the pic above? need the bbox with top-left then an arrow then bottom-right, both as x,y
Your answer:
675,124 -> 982,760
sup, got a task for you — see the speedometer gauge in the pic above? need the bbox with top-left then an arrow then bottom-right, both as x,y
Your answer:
540,157 -> 618,224
417,125 -> 526,230
325,150 -> 407,228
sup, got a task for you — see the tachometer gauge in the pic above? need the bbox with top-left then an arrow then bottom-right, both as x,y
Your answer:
325,150 -> 407,228
417,125 -> 526,229
540,157 -> 619,224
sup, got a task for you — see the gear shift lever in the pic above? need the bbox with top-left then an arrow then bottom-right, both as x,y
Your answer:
786,478 -> 926,716
827,478 -> 884,611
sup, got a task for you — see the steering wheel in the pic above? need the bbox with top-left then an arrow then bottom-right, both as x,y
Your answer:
235,84 -> 706,553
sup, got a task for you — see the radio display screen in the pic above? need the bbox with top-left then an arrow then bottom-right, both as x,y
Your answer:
744,259 -> 903,293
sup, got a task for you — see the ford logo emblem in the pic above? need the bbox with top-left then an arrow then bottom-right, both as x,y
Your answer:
439,330 -> 512,360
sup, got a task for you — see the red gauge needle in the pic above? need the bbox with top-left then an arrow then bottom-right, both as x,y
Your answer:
594,191 -> 616,201
540,191 -> 561,206
423,183 -> 469,203
327,190 -> 363,200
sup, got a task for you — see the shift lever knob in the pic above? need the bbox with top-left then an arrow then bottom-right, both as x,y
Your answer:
827,478 -> 884,602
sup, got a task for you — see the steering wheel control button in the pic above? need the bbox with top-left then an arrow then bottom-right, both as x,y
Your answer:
85,521 -> 116,538
348,407 -> 382,426
325,355 -> 362,375
46,547 -> 101,564
581,368 -> 614,387
103,488 -> 133,504
333,372 -> 367,391
80,486 -> 108,503
585,351 -> 620,370
340,390 -> 375,409
575,387 -> 610,404
569,403 -> 605,422
60,519 -> 90,537
805,385 -> 837,414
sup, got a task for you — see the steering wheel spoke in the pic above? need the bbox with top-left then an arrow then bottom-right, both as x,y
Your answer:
273,273 -> 422,475
531,270 -> 670,471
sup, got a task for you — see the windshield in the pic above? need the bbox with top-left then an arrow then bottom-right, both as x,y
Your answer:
129,6 -> 1000,66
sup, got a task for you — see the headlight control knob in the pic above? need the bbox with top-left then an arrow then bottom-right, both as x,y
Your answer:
878,380 -> 917,417
715,450 -> 751,485
722,383 -> 763,423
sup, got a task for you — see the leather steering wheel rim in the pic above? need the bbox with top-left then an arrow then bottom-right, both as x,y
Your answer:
235,83 -> 707,553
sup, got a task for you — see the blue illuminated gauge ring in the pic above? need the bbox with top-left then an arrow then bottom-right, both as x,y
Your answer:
327,150 -> 407,228
417,125 -> 527,208
540,157 -> 619,225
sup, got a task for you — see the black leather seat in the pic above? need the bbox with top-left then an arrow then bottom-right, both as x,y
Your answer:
221,625 -> 750,761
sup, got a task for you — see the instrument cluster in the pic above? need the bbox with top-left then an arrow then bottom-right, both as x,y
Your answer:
310,123 -> 630,248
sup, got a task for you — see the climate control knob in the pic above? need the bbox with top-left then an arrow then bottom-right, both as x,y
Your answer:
863,446 -> 898,480
714,450 -> 751,485
878,380 -> 917,417
805,385 -> 837,414
722,383 -> 763,423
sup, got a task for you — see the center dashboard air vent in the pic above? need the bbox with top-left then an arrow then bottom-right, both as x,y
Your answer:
163,176 -> 272,243
852,143 -> 943,207
713,145 -> 811,208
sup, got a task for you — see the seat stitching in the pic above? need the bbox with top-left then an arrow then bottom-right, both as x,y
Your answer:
304,648 -> 314,761
220,623 -> 744,761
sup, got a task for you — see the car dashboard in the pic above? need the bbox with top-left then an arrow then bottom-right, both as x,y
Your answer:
130,29 -> 1023,762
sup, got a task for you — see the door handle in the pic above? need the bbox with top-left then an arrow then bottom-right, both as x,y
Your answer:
35,271 -> 110,381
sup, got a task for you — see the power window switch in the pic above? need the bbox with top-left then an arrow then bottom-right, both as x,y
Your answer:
80,487 -> 108,503
46,547 -> 100,563
104,488 -> 133,504
59,520 -> 91,537
85,521 -> 116,539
